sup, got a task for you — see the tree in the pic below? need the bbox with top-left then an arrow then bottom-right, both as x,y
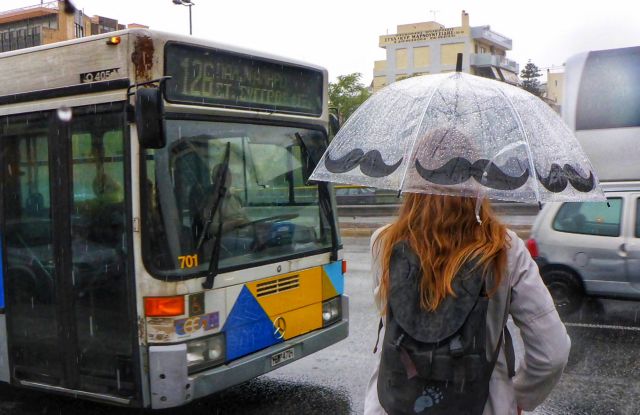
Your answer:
520,59 -> 542,97
328,73 -> 371,123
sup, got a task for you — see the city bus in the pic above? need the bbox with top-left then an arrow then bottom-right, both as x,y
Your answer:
562,45 -> 640,181
0,28 -> 347,408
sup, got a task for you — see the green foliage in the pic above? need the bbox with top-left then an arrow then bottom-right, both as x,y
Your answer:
520,59 -> 542,97
328,73 -> 371,122
396,73 -> 423,82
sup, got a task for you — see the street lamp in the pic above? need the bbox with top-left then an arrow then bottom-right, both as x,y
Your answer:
172,0 -> 195,35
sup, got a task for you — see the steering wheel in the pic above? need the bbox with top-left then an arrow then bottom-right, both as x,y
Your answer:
226,214 -> 299,252
231,213 -> 299,230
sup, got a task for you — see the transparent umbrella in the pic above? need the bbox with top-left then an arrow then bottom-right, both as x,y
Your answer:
311,70 -> 605,204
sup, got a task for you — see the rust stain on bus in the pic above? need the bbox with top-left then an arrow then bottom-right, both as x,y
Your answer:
131,35 -> 155,82
138,316 -> 147,344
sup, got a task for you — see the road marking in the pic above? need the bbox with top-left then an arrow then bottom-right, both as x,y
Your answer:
565,322 -> 640,331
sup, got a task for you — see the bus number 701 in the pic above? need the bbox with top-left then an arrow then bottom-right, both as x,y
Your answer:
178,254 -> 199,269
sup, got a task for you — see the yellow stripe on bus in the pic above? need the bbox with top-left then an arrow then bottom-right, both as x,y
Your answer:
245,267 -> 324,337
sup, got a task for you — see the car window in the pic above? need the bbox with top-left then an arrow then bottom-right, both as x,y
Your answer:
553,198 -> 622,237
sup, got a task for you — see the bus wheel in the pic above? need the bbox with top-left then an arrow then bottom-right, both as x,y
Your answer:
543,269 -> 583,317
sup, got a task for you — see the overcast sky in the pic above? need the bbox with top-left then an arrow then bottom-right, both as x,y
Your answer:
4,0 -> 640,84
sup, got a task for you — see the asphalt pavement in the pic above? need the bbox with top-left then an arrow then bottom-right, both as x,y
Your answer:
3,234 -> 640,414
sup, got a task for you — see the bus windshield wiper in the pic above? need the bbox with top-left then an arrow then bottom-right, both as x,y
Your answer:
199,142 -> 231,289
295,133 -> 339,261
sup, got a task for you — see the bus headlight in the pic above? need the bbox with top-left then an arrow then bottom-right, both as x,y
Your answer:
322,297 -> 342,327
186,333 -> 225,373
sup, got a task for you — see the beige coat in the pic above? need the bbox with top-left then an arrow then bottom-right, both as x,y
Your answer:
364,227 -> 571,415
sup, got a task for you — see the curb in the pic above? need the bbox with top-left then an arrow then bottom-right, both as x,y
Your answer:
340,225 -> 531,239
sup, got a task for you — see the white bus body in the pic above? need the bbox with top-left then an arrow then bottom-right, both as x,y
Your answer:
562,46 -> 640,181
0,29 -> 347,409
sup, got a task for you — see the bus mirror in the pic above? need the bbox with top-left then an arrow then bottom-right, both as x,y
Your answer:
135,87 -> 165,149
328,108 -> 340,141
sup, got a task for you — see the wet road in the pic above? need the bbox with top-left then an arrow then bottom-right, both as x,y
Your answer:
3,235 -> 640,414
536,297 -> 640,415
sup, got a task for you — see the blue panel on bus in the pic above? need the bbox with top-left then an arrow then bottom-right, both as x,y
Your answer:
0,237 -> 4,309
223,286 -> 281,361
323,262 -> 344,295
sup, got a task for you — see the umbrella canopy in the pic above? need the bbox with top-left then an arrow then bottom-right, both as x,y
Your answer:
311,72 -> 605,203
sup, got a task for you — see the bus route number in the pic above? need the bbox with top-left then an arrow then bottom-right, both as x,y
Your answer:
179,255 -> 199,269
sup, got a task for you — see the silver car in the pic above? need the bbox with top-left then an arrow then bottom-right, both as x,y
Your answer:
527,182 -> 640,315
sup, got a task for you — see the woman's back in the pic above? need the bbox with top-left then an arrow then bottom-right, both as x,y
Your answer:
364,194 -> 570,415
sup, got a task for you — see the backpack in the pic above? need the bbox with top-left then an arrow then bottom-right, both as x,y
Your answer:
376,242 -> 513,415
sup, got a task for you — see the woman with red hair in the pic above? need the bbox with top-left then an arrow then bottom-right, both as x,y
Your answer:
364,193 -> 570,415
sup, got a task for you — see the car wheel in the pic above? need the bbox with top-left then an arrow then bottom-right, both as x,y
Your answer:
542,269 -> 583,317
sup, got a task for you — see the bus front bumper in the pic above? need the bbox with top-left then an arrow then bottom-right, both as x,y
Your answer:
149,295 -> 349,409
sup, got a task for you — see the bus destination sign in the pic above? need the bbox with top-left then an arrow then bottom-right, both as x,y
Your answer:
165,44 -> 323,116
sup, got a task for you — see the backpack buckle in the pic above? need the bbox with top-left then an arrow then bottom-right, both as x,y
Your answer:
449,335 -> 464,357
392,333 -> 405,350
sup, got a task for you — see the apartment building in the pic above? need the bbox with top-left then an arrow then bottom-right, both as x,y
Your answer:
373,10 -> 520,91
0,1 -> 146,52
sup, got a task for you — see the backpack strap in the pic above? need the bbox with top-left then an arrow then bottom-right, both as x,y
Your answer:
373,317 -> 384,353
504,326 -> 516,378
494,277 -> 515,378
501,271 -> 516,378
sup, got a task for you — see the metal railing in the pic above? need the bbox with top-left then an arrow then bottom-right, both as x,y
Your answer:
470,26 -> 512,50
470,53 -> 519,73
0,1 -> 59,18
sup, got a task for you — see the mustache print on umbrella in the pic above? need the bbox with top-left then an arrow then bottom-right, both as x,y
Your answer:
325,149 -> 597,194
415,157 -> 529,190
536,163 -> 595,193
324,149 -> 403,178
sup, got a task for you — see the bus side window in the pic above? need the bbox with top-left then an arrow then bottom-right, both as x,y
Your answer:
71,128 -> 126,246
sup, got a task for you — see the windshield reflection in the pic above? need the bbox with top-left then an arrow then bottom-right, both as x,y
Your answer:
141,120 -> 335,279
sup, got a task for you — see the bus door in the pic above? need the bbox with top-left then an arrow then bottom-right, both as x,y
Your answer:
1,104 -> 136,401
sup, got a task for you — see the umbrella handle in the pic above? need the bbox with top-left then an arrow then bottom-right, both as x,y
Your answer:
474,197 -> 483,225
474,183 -> 485,225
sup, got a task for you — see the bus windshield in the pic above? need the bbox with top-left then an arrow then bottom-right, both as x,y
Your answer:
142,120 -> 335,279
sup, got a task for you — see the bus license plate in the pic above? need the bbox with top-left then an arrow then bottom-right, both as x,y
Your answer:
271,348 -> 295,367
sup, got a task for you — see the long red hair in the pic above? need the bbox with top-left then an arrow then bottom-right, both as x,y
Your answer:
376,193 -> 509,312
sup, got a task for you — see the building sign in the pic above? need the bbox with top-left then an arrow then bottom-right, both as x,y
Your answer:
380,27 -> 466,45
164,43 -> 323,116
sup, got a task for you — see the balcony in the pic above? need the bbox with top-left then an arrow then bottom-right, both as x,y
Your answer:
470,53 -> 519,73
0,1 -> 58,25
471,26 -> 512,50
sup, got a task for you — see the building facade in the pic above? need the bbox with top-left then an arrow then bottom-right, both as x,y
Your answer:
544,66 -> 564,111
373,11 -> 520,91
0,1 -> 146,53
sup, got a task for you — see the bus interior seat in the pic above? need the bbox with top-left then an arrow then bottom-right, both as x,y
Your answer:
25,192 -> 46,216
